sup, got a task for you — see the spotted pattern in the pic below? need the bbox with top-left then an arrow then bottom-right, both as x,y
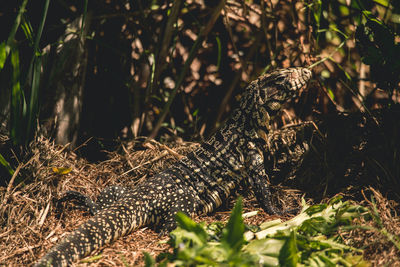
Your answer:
35,67 -> 312,266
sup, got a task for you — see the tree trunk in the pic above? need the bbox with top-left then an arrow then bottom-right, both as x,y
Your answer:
41,13 -> 91,147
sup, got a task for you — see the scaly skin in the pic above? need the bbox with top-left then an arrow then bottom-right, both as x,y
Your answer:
35,67 -> 312,266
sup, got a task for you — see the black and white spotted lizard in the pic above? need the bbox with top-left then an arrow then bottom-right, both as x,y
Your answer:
35,67 -> 312,266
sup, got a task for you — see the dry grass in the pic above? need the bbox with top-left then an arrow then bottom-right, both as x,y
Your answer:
0,136 -> 399,266
0,136 -> 198,266
345,188 -> 400,266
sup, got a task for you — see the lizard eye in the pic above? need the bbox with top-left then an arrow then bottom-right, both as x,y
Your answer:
275,76 -> 294,92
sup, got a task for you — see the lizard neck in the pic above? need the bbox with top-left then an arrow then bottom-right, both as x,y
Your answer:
230,88 -> 274,137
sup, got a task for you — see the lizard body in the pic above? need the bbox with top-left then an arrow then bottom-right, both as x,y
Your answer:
35,67 -> 312,266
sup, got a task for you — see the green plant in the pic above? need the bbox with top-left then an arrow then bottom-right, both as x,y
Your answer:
148,196 -> 370,266
162,198 -> 255,266
356,12 -> 400,99
308,0 -> 400,110
0,0 -> 49,146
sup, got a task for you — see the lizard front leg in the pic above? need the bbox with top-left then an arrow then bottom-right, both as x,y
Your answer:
245,142 -> 281,215
57,190 -> 99,215
57,185 -> 132,216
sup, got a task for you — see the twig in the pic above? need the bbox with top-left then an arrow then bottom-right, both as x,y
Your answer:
121,143 -> 135,169
222,7 -> 248,74
0,164 -> 22,213
0,228 -> 12,238
361,188 -> 373,207
316,77 -> 345,112
119,150 -> 169,177
0,156 -> 36,213
142,1 -> 183,136
0,244 -> 41,262
38,200 -> 51,227
338,78 -> 380,126
21,233 -> 36,259
149,139 -> 184,160
282,110 -> 294,124
72,137 -> 92,152
152,0 -> 183,89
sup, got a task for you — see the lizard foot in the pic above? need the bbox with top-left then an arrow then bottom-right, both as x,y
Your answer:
57,190 -> 98,216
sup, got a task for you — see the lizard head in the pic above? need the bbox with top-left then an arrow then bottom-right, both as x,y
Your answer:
241,67 -> 312,128
257,67 -> 312,112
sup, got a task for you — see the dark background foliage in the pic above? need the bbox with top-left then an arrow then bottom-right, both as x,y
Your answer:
0,0 -> 399,169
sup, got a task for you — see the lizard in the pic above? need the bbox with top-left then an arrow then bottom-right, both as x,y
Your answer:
34,67 -> 312,266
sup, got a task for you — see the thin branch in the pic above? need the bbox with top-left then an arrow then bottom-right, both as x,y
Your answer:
214,32 -> 263,128
153,0 -> 183,88
148,0 -> 227,140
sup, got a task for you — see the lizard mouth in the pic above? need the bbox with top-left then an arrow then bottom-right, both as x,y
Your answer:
295,68 -> 312,96
289,68 -> 312,92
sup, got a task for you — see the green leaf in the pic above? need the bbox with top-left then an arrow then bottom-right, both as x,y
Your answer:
327,89 -> 335,100
373,0 -> 389,7
175,212 -> 208,244
305,203 -> 327,215
259,218 -> 282,230
328,195 -> 343,205
279,230 -> 298,267
52,167 -> 72,175
221,197 -> 245,252
243,238 -> 285,261
0,42 -> 8,69
1,0 -> 28,70
32,0 -> 50,55
143,252 -> 155,267
312,0 -> 322,27
163,196 -> 369,266
0,153 -> 14,176
344,254 -> 372,267
20,18 -> 34,45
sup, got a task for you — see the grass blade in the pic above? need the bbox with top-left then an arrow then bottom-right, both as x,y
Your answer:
0,153 -> 14,176
81,0 -> 88,36
26,56 -> 41,143
0,0 -> 29,69
23,0 -> 49,145
32,0 -> 49,55
10,49 -> 22,144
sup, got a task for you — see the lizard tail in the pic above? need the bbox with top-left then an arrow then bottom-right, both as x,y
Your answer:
35,205 -> 138,267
